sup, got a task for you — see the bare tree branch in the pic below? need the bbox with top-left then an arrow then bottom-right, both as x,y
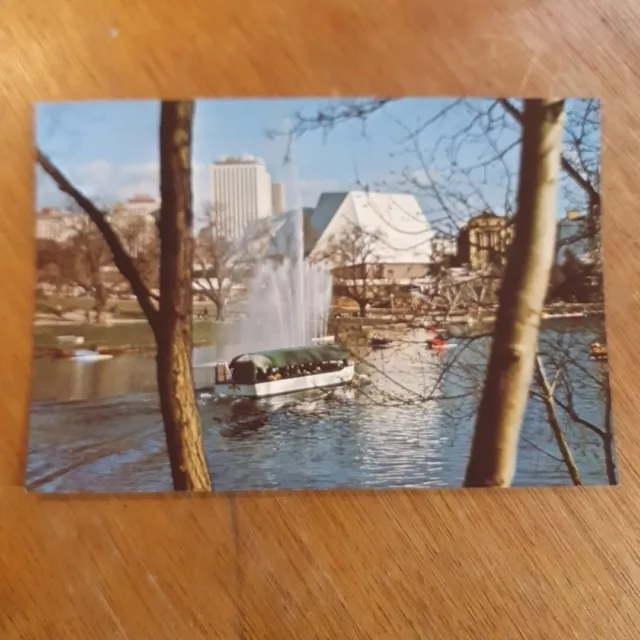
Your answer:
36,150 -> 159,330
535,356 -> 582,485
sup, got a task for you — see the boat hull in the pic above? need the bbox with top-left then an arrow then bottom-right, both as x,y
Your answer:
427,343 -> 458,351
71,354 -> 114,362
214,365 -> 356,398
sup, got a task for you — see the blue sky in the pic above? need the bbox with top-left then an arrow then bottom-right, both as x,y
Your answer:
36,98 -> 597,230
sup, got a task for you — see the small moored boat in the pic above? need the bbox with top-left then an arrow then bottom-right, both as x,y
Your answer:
370,335 -> 393,350
57,335 -> 85,346
426,338 -> 458,351
590,341 -> 607,360
70,349 -> 114,362
213,345 -> 355,398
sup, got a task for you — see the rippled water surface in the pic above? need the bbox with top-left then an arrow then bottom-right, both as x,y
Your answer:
27,325 -> 613,493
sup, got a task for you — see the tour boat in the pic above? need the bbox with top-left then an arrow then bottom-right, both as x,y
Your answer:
213,345 -> 356,398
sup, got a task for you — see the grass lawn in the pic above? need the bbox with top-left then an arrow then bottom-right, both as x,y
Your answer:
33,319 -> 217,350
36,296 -> 216,320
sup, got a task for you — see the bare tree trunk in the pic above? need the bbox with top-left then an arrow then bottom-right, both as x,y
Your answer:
215,299 -> 226,321
93,281 -> 108,324
604,382 -> 617,485
358,301 -> 367,317
38,127 -> 212,492
535,357 -> 582,486
464,99 -> 566,488
156,101 -> 212,492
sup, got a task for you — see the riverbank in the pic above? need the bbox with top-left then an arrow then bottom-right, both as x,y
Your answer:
331,303 -> 604,329
33,319 -> 217,358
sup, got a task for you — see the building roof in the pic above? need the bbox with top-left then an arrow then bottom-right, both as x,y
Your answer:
266,205 -> 329,257
267,191 -> 434,264
127,194 -> 159,203
230,345 -> 348,370
215,155 -> 265,166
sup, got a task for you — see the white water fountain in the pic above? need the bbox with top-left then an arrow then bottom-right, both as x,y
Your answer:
226,133 -> 333,356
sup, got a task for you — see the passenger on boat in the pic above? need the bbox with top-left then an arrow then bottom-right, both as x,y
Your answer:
266,367 -> 282,381
590,341 -> 607,359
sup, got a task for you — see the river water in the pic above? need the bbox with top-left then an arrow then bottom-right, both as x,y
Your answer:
27,324 -> 614,493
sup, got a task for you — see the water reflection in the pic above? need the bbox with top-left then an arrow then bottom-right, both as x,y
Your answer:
218,400 -> 270,440
27,325 -> 613,493
32,354 -> 160,402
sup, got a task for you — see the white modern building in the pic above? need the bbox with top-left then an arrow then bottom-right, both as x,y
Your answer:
267,191 -> 435,280
307,191 -> 434,265
211,155 -> 274,240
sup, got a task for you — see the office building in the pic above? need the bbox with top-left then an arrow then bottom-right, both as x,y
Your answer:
211,155 -> 273,240
457,211 -> 515,270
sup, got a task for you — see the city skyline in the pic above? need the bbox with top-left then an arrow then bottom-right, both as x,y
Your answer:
36,98 -> 596,224
210,155 -> 276,240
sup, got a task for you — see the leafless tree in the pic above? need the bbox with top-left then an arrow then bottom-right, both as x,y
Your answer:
193,202 -> 274,321
114,213 -> 155,257
36,238 -> 67,297
533,327 -> 616,484
64,216 -> 122,323
463,99 -> 566,487
283,97 -> 607,487
314,221 -> 385,317
37,101 -> 212,492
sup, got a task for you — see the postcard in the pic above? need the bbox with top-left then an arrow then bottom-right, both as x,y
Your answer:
28,97 -> 614,493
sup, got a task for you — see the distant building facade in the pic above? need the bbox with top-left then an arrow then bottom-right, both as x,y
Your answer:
457,211 -> 514,270
456,209 -> 595,271
271,182 -> 286,215
111,194 -> 160,219
266,191 -> 434,281
211,155 -> 273,240
109,194 -> 160,257
35,208 -> 83,243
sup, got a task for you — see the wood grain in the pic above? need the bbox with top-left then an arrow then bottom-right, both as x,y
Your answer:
2,0 -> 640,636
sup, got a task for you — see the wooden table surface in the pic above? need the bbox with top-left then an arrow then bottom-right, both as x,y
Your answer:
2,0 -> 640,637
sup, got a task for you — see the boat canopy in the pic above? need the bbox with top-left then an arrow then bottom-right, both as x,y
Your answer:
230,345 -> 349,371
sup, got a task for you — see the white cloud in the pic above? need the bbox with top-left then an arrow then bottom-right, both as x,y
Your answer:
37,160 -> 211,211
37,160 -> 356,217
